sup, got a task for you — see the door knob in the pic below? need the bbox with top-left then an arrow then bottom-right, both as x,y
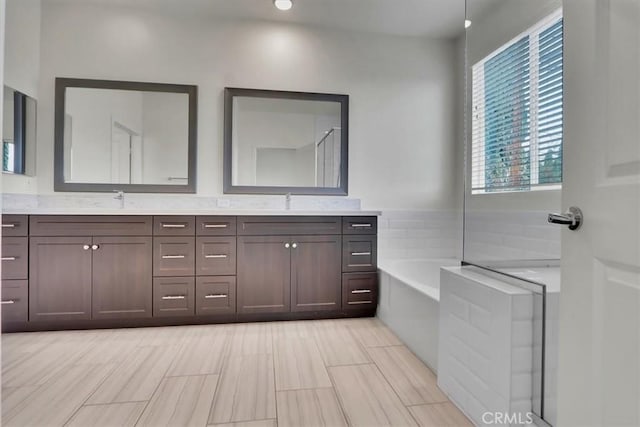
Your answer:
292,243 -> 297,249
548,206 -> 583,230
83,244 -> 91,250
91,244 -> 100,250
284,243 -> 290,249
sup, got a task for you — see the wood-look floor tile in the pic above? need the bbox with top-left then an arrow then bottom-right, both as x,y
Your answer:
367,346 -> 447,405
211,420 -> 277,427
346,318 -> 403,348
274,338 -> 331,391
137,375 -> 219,426
209,354 -> 276,424
312,320 -> 370,366
167,326 -> 231,376
408,402 -> 473,427
228,323 -> 273,355
86,345 -> 178,404
1,386 -> 40,417
329,364 -> 417,427
66,402 -> 146,427
276,388 -> 347,427
272,320 -> 314,340
3,363 -> 115,427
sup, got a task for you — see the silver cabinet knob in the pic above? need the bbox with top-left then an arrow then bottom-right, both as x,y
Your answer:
91,244 -> 100,250
284,243 -> 290,249
292,243 -> 298,249
83,244 -> 91,250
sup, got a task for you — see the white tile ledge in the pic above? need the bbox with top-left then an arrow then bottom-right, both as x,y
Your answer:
1,208 -> 381,216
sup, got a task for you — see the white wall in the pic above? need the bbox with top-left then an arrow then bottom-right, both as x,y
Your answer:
10,1 -> 459,211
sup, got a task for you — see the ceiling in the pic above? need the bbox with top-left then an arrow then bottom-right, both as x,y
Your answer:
50,0 -> 492,39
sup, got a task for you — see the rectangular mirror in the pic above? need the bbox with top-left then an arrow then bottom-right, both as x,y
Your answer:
3,86 -> 36,176
224,88 -> 349,195
54,78 -> 197,193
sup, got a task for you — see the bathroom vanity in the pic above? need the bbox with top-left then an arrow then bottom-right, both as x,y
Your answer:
1,213 -> 378,332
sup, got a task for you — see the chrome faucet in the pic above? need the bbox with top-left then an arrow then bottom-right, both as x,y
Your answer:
285,192 -> 292,210
113,190 -> 125,209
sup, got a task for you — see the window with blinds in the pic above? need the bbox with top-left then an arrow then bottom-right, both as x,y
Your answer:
471,11 -> 563,194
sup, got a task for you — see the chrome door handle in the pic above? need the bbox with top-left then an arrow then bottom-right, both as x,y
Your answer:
351,252 -> 371,256
91,244 -> 100,250
204,224 -> 228,228
291,243 -> 297,249
285,243 -> 290,249
1,256 -> 17,261
204,254 -> 227,259
351,289 -> 372,294
351,224 -> 372,228
83,244 -> 91,250
1,223 -> 16,228
1,300 -> 16,304
548,206 -> 583,231
162,255 -> 185,259
162,223 -> 187,228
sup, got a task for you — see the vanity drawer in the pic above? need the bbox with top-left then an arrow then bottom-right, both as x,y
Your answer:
2,237 -> 28,280
343,216 -> 377,235
196,276 -> 236,315
153,237 -> 195,277
342,273 -> 378,310
342,235 -> 377,272
237,216 -> 341,236
1,280 -> 28,323
153,277 -> 195,317
153,216 -> 195,236
2,215 -> 28,237
30,215 -> 153,236
196,237 -> 236,276
196,216 -> 237,236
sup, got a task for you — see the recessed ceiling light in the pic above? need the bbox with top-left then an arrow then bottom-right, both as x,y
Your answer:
274,0 -> 293,11
464,19 -> 472,29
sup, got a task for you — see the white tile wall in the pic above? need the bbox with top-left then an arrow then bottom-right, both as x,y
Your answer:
378,210 -> 462,261
438,267 -> 536,427
464,210 -> 561,261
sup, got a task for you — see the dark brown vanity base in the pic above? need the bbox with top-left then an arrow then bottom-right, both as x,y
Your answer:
1,214 -> 378,332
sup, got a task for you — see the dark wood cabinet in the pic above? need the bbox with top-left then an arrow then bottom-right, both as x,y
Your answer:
8,214 -> 377,331
237,236 -> 291,314
92,236 -> 152,319
291,235 -> 342,312
29,236 -> 93,321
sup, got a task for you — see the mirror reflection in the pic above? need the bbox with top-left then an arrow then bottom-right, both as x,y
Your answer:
63,88 -> 189,185
55,78 -> 197,193
224,88 -> 348,195
3,86 -> 36,175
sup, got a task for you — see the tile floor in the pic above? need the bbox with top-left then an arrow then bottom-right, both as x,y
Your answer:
1,318 -> 473,426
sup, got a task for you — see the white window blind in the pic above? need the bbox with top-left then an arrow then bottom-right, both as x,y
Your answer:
471,11 -> 563,194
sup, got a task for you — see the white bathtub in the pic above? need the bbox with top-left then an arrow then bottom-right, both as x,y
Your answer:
377,258 -> 460,372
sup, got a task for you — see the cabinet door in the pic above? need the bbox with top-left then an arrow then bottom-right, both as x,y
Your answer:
237,236 -> 291,314
29,236 -> 93,321
92,236 -> 152,319
291,235 -> 342,312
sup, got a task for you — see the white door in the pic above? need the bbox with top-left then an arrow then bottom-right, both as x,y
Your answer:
559,0 -> 640,425
111,125 -> 131,184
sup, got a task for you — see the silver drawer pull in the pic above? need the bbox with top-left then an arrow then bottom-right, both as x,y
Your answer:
348,301 -> 372,305
1,256 -> 17,261
1,223 -> 17,228
351,289 -> 372,294
204,224 -> 228,228
205,254 -> 228,259
351,252 -> 371,256
205,294 -> 228,299
351,223 -> 372,228
162,295 -> 186,300
162,223 -> 187,228
162,255 -> 186,259
1,300 -> 16,304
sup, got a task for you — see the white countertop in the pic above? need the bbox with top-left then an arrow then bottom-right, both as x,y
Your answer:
2,209 -> 381,216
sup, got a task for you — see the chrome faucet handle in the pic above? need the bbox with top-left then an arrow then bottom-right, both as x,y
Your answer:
548,206 -> 583,231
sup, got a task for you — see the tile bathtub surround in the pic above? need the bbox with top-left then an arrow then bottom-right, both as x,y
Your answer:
1,193 -> 362,212
2,318 -> 473,427
464,210 -> 561,261
378,210 -> 463,261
